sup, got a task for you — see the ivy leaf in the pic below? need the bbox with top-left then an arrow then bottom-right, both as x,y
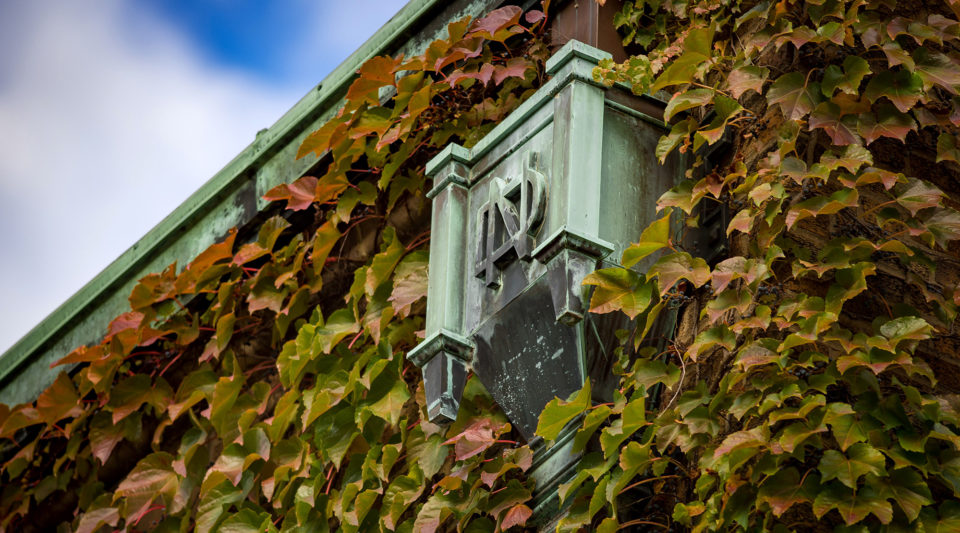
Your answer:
819,443 -> 887,488
76,505 -> 120,533
367,380 -> 410,427
879,468 -> 933,521
913,47 -> 960,94
865,70 -> 924,113
656,118 -> 696,163
443,418 -> 505,460
824,403 -> 871,451
536,381 -> 591,441
345,55 -> 401,104
582,268 -> 653,319
663,89 -> 715,122
651,27 -> 715,91
822,56 -> 871,96
469,5 -> 522,40
314,308 -> 360,354
809,102 -> 860,145
114,452 -> 179,522
366,227 -> 407,296
813,483 -> 893,525
785,188 -> 859,229
501,503 -> 533,530
89,411 -> 127,465
108,375 -> 173,424
262,176 -> 318,212
649,252 -> 711,296
923,208 -> 960,249
768,72 -> 821,120
937,132 -> 960,164
389,250 -> 428,318
622,215 -> 672,267
713,427 -> 766,459
897,178 -> 944,216
726,65 -> 769,98
35,372 -> 82,426
757,468 -> 818,517
858,102 -> 917,144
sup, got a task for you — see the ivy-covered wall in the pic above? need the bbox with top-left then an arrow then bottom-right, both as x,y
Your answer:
6,0 -> 960,532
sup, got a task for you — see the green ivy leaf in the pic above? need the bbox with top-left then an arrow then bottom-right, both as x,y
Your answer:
785,188 -> 859,229
622,212 -> 672,267
897,178 -> 944,216
819,443 -> 887,488
582,268 -> 654,319
536,381 -> 591,441
663,88 -> 715,122
879,468 -> 933,522
864,69 -> 924,113
650,27 -> 715,91
813,483 -> 893,525
913,47 -> 960,93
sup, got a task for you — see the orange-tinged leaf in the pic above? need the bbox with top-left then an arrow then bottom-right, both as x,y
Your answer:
913,47 -> 960,94
36,372 -> 82,426
345,55 -> 401,104
263,176 -> 318,211
389,250 -> 428,318
53,344 -> 104,367
501,503 -> 533,530
89,411 -> 125,464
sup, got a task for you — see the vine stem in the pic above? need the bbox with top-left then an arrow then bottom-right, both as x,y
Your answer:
618,474 -> 680,495
617,518 -> 668,530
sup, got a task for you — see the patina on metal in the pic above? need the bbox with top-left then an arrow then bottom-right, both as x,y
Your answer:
409,38 -> 684,462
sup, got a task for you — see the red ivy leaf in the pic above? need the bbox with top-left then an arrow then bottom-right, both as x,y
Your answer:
469,6 -> 523,40
501,504 -> 533,530
263,176 -> 318,211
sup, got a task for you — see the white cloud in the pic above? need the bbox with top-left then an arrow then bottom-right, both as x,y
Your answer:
0,0 -> 320,353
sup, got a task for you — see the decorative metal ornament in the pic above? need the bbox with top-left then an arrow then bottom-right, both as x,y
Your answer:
409,40 -> 684,497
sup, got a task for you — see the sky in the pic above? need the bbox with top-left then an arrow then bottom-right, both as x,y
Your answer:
0,0 -> 409,354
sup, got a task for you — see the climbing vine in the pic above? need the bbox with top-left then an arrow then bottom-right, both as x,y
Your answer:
7,1 -> 960,531
0,6 -> 550,532
535,0 -> 960,530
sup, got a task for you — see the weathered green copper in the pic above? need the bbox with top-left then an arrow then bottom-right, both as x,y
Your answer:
409,39 -> 685,514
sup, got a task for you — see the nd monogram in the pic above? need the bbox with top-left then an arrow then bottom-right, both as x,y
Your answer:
475,151 -> 547,287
